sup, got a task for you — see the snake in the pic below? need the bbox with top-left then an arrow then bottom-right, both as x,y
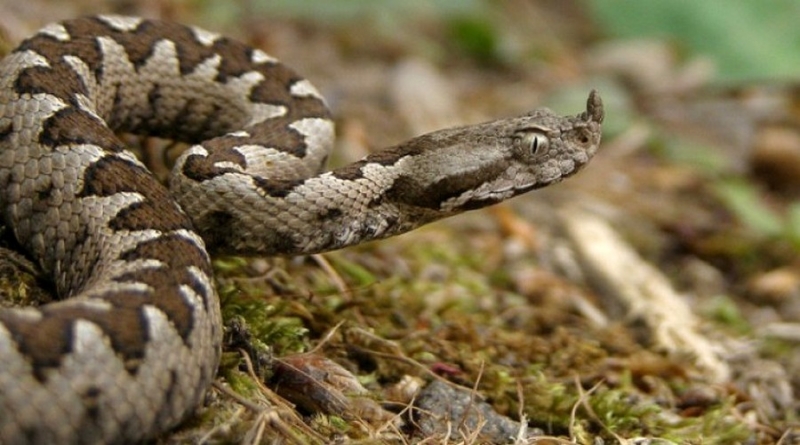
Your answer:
0,15 -> 604,444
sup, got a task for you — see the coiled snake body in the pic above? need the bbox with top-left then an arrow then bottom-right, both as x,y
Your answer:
0,16 -> 603,444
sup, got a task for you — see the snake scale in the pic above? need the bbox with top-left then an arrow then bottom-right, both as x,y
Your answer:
0,15 -> 603,444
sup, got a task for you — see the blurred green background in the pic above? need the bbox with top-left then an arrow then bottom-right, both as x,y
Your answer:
203,0 -> 800,81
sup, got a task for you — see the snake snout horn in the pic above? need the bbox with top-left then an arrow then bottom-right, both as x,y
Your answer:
583,90 -> 604,124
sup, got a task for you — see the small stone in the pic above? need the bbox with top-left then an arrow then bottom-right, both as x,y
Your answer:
413,380 -> 542,443
747,267 -> 800,305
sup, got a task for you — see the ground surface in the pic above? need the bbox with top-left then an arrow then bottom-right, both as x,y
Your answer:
1,1 -> 799,443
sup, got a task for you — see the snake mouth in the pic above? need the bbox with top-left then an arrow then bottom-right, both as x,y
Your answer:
453,181 -> 543,211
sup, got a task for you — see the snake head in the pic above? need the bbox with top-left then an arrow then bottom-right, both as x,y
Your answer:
502,89 -> 603,191
383,90 -> 603,213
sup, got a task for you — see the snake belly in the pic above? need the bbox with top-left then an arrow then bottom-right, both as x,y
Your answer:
0,15 -> 604,444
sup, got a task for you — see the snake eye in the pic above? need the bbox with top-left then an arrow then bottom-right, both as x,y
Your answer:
519,131 -> 549,157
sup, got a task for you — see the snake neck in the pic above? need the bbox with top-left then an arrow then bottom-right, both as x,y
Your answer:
179,95 -> 603,257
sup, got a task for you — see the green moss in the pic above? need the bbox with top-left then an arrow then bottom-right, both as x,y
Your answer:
219,281 -> 310,355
